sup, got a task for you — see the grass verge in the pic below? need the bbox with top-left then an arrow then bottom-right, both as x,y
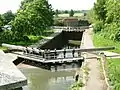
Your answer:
0,46 -> 8,50
69,80 -> 84,90
107,58 -> 120,90
93,33 -> 120,53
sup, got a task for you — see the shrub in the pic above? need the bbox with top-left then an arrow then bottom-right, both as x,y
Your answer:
0,30 -> 13,44
93,20 -> 104,33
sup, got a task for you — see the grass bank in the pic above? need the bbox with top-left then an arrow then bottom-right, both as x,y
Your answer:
0,30 -> 54,50
93,33 -> 120,53
69,81 -> 84,90
107,58 -> 120,90
8,30 -> 53,46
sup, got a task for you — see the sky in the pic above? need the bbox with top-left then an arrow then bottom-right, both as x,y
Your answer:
0,0 -> 96,14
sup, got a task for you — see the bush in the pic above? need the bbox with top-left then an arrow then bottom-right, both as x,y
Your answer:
0,30 -> 13,44
102,23 -> 120,41
78,20 -> 90,26
93,21 -> 104,33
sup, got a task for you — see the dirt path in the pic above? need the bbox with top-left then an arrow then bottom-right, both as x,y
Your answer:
83,28 -> 104,90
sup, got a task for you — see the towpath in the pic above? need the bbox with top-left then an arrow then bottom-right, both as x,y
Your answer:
82,28 -> 104,90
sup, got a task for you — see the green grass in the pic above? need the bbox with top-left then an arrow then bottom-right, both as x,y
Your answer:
69,81 -> 84,90
0,46 -> 8,50
93,33 -> 120,53
107,58 -> 120,89
0,30 -> 54,49
7,35 -> 43,46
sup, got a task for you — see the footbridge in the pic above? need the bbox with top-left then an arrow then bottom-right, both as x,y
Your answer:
2,43 -> 115,65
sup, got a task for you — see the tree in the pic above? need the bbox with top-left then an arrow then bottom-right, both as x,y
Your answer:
69,9 -> 74,17
93,0 -> 106,22
0,14 -> 3,27
2,10 -> 15,25
12,0 -> 54,37
105,0 -> 120,23
0,14 -> 4,32
55,9 -> 59,17
20,0 -> 34,9
64,10 -> 68,14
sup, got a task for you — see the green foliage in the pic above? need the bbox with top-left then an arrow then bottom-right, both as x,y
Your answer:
107,59 -> 120,90
69,9 -> 74,17
2,10 -> 15,25
93,0 -> 106,21
0,30 -> 13,43
91,0 -> 120,42
0,14 -> 4,27
53,18 -> 64,26
93,33 -> 120,53
55,9 -> 59,17
12,0 -> 54,36
87,9 -> 95,23
69,81 -> 84,90
93,21 -> 104,33
102,23 -> 120,41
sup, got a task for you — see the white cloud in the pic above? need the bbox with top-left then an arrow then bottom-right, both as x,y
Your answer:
48,0 -> 96,10
0,0 -> 22,14
0,0 -> 95,14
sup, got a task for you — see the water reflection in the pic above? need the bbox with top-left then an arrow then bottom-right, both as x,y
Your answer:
18,63 -> 81,90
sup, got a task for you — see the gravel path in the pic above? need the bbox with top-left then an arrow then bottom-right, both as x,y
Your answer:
83,28 -> 104,90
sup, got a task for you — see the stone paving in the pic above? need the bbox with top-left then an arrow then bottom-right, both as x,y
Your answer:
82,28 -> 104,90
0,50 -> 27,90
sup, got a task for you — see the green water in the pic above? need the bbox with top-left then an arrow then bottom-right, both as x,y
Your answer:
19,64 -> 80,90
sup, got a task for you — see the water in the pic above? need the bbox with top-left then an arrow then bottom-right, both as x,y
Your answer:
18,42 -> 82,90
18,63 -> 81,90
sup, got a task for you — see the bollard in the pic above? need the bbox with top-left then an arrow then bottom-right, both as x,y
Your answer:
39,48 -> 42,55
63,48 -> 66,58
54,48 -> 57,59
74,71 -> 80,82
72,47 -> 75,57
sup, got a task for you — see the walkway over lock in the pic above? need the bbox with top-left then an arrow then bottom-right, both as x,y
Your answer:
2,43 -> 115,64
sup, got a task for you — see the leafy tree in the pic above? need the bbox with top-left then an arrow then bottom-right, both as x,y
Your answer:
0,14 -> 4,32
0,14 -> 3,27
105,0 -> 120,23
20,0 -> 34,10
64,10 -> 68,14
69,9 -> 74,17
2,10 -> 15,25
93,0 -> 106,22
12,0 -> 54,37
55,9 -> 59,16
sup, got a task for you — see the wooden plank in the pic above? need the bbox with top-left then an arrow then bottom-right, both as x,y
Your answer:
2,43 -> 115,53
17,53 -> 84,63
44,57 -> 84,63
50,47 -> 115,53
